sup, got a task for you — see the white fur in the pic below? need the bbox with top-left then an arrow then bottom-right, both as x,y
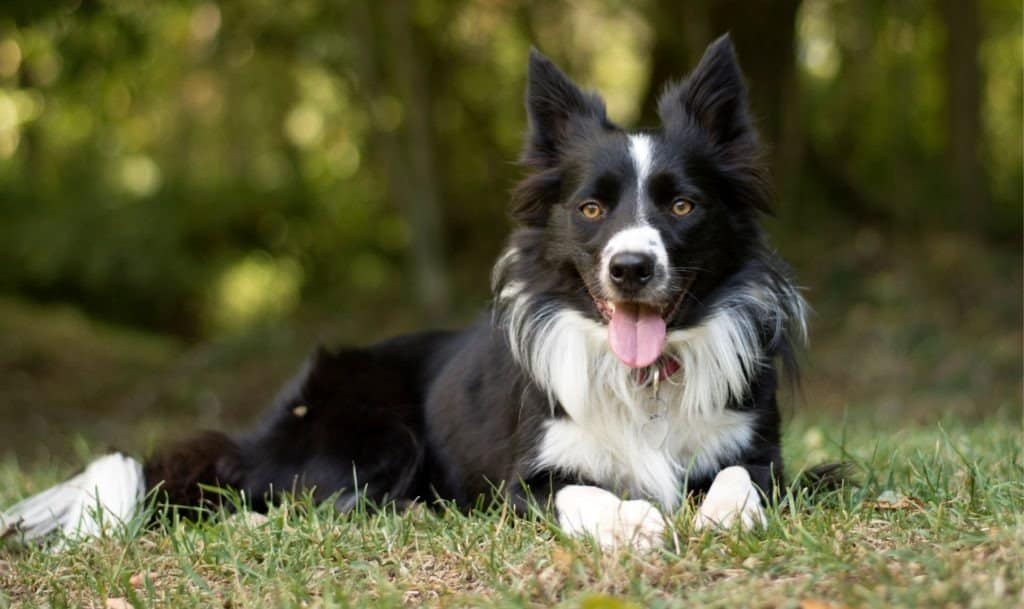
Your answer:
537,409 -> 754,510
694,465 -> 766,530
731,281 -> 808,349
524,306 -> 760,509
599,226 -> 670,293
499,280 -> 526,302
628,134 -> 654,221
0,453 -> 144,548
492,247 -> 524,327
595,134 -> 665,291
497,278 -> 805,510
555,484 -> 666,550
490,247 -> 520,292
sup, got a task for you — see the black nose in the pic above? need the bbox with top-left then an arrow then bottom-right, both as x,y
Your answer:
608,252 -> 655,291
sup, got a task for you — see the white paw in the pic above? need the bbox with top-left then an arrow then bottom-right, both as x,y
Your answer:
0,453 -> 144,549
555,485 -> 666,551
694,466 -> 766,531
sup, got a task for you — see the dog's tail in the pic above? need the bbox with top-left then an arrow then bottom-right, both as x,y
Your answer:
791,461 -> 858,495
1,453 -> 144,548
1,431 -> 239,548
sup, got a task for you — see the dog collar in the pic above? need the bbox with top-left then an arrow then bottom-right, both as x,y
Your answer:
634,355 -> 681,387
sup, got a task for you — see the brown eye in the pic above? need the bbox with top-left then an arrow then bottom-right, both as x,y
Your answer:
579,200 -> 605,220
671,198 -> 695,217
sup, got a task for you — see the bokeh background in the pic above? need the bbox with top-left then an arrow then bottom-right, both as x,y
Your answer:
0,0 -> 1020,460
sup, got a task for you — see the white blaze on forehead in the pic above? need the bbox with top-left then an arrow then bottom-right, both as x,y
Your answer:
627,134 -> 654,221
603,226 -> 664,258
600,226 -> 670,291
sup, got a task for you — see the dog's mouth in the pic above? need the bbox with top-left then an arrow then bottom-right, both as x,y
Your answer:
587,285 -> 690,369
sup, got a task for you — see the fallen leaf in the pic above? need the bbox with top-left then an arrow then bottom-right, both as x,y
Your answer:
873,490 -> 924,511
403,590 -> 422,604
105,598 -> 134,609
550,547 -> 573,571
800,600 -> 853,609
876,490 -> 903,504
580,594 -> 644,609
228,511 -> 269,527
128,571 -> 154,588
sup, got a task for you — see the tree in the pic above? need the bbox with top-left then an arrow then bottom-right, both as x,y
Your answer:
938,0 -> 988,228
639,0 -> 803,200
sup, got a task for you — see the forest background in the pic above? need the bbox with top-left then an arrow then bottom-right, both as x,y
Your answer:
0,0 -> 1019,458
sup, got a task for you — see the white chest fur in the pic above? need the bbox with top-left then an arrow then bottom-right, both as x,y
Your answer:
516,307 -> 765,510
533,390 -> 755,510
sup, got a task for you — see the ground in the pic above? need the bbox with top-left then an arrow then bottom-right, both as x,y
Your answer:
2,417 -> 1021,608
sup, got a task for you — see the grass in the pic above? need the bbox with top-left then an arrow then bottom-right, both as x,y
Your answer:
1,415 -> 1021,608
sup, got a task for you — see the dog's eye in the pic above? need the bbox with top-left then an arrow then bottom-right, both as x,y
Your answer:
578,200 -> 605,220
671,198 -> 695,217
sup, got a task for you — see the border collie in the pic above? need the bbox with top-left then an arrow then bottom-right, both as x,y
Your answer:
1,35 -> 815,551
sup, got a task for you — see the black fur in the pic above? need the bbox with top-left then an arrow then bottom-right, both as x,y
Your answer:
146,331 -> 459,513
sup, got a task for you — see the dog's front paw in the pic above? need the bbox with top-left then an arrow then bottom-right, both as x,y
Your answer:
694,466 -> 766,531
556,485 -> 666,551
602,497 -> 667,550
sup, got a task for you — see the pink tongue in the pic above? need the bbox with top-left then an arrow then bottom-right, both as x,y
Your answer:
608,303 -> 667,368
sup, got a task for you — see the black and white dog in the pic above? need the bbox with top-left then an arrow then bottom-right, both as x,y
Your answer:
1,35 -> 814,551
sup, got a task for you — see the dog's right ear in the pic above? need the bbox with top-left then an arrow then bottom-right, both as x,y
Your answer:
657,35 -> 754,146
522,48 -> 607,168
514,50 -> 608,227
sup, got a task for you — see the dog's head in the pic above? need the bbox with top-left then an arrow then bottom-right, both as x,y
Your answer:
509,35 -> 771,369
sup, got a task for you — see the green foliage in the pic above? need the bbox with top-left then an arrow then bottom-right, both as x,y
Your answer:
798,0 -> 1022,228
0,1 -> 1018,336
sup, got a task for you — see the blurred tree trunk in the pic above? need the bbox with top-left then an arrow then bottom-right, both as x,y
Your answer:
708,1 -> 802,202
938,0 -> 988,229
637,2 -> 711,127
382,0 -> 449,318
15,41 -> 40,186
639,1 -> 803,202
349,0 -> 450,319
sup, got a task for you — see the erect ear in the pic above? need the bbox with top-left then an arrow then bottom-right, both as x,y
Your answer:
657,34 -> 754,145
312,344 -> 335,366
523,48 -> 608,167
299,344 -> 337,389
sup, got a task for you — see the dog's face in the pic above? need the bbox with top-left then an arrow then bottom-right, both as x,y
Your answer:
512,35 -> 770,369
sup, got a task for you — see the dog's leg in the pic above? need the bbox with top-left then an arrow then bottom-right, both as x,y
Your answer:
694,465 -> 767,531
1,431 -> 242,548
0,453 -> 144,548
143,430 -> 244,514
554,485 -> 666,550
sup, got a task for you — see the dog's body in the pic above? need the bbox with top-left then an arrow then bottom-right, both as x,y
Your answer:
2,36 -> 812,550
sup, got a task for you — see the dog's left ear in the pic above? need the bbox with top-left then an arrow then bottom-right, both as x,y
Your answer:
523,48 -> 608,167
295,345 -> 334,392
657,34 -> 754,145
